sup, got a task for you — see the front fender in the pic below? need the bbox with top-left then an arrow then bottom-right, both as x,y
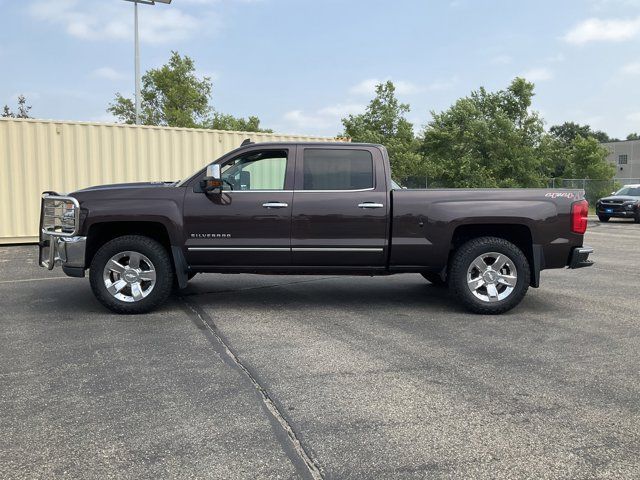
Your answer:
74,187 -> 186,246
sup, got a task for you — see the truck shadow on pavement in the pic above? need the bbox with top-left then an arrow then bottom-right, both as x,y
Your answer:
180,275 -> 472,315
25,274 -> 551,319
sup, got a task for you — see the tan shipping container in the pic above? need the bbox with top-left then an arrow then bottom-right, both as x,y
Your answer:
0,118 -> 341,244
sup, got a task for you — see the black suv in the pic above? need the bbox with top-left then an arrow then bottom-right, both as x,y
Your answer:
596,184 -> 640,223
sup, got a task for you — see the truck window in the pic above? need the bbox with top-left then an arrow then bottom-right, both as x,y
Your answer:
221,150 -> 287,190
302,149 -> 373,190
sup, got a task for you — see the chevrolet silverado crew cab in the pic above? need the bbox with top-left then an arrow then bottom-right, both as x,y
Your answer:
40,141 -> 593,315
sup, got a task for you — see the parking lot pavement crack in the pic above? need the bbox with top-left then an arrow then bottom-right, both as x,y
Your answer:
180,297 -> 325,480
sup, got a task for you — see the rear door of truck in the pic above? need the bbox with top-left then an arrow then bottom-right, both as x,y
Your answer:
290,145 -> 389,267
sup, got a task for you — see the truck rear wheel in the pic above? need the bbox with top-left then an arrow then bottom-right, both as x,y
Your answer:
89,235 -> 173,314
449,236 -> 530,315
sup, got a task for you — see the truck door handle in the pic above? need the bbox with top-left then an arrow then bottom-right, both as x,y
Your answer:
262,202 -> 289,209
358,202 -> 384,209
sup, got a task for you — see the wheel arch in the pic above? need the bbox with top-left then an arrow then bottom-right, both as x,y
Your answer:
85,221 -> 172,267
449,223 -> 538,287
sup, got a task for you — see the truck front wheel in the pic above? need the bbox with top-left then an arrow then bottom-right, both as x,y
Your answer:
449,236 -> 530,315
89,235 -> 174,314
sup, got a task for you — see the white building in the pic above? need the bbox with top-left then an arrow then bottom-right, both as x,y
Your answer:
602,139 -> 640,181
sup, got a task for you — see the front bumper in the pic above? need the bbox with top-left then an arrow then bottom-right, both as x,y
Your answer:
596,206 -> 637,218
39,192 -> 86,277
39,234 -> 87,276
569,246 -> 594,269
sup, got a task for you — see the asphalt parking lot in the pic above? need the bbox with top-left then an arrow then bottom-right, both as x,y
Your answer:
1,219 -> 639,479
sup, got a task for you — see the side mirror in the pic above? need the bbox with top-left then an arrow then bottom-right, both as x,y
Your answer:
200,164 -> 222,193
611,192 -> 616,195
239,171 -> 251,190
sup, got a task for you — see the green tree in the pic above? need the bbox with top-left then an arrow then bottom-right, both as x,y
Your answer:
559,136 -> 615,179
208,112 -> 272,133
627,132 -> 639,140
109,52 -> 211,128
546,122 -> 616,180
420,78 -> 549,187
591,130 -> 616,143
340,81 -> 422,179
552,135 -> 616,204
108,51 -> 269,132
2,95 -> 32,119
549,121 -> 616,144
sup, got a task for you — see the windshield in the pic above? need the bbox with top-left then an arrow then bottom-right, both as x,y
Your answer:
614,186 -> 640,196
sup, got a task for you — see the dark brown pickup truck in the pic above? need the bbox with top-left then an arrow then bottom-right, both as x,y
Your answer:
40,141 -> 593,315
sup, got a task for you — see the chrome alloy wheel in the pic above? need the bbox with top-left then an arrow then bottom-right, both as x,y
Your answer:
102,251 -> 156,303
466,252 -> 517,303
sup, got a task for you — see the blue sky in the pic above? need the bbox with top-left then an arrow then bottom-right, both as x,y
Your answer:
1,0 -> 639,137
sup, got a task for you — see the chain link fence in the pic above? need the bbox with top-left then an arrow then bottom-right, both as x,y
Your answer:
397,177 -> 640,205
548,179 -> 640,205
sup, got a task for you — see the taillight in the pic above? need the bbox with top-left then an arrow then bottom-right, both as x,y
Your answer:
571,200 -> 589,234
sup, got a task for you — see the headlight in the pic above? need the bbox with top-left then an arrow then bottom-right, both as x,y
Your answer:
41,196 -> 80,236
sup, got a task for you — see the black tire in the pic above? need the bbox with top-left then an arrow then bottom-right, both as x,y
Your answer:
598,215 -> 610,222
449,236 -> 530,315
89,235 -> 174,314
421,272 -> 447,287
634,212 -> 640,224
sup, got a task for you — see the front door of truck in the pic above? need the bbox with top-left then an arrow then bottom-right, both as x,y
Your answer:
291,146 -> 389,267
183,147 -> 293,268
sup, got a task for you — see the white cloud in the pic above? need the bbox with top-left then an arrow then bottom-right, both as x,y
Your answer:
520,67 -> 554,82
139,9 -> 202,44
350,78 -> 423,95
28,0 -> 205,45
282,110 -> 332,132
284,75 -> 459,134
349,79 -> 383,96
282,103 -> 365,134
317,103 -> 366,118
626,112 -> 640,122
394,80 -> 422,95
563,16 -> 640,44
621,62 -> 640,75
92,67 -> 126,81
349,77 -> 457,96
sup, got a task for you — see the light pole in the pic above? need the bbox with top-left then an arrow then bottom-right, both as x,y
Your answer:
124,0 -> 172,125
